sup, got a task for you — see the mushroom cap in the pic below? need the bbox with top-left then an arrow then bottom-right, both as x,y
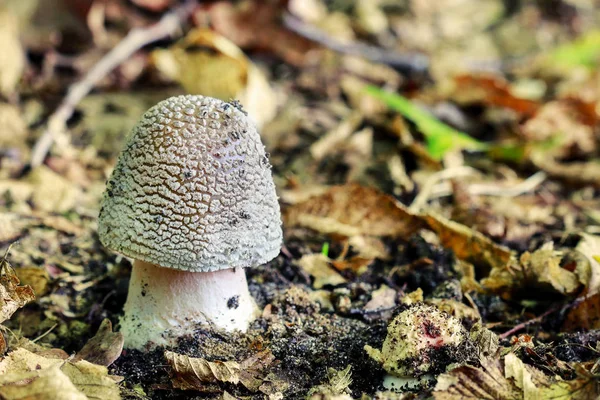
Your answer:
98,95 -> 282,272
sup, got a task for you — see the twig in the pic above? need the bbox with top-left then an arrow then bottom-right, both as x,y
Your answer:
499,306 -> 558,340
29,2 -> 195,168
32,323 -> 58,343
282,13 -> 429,74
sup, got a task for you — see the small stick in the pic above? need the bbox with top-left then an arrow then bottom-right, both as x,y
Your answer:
29,3 -> 195,168
499,306 -> 558,340
282,13 -> 429,74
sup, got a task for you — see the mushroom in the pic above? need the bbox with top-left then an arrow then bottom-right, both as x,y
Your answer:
98,95 -> 282,349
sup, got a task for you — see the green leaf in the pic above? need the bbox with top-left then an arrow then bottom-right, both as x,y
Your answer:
547,30 -> 600,69
366,86 -> 487,160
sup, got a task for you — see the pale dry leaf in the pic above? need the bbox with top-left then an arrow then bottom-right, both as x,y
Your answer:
0,10 -> 25,97
576,233 -> 600,295
482,243 -> 588,298
0,213 -> 29,243
73,319 -> 124,367
0,365 -> 87,400
166,350 -> 275,392
61,360 -> 122,400
26,166 -> 81,213
364,285 -> 396,312
0,103 -> 28,150
166,350 -> 241,390
433,356 -> 520,400
0,347 -> 63,375
0,258 -> 35,324
424,212 -> 512,270
310,113 -> 362,161
296,254 -> 346,289
284,184 -> 424,238
152,28 -> 276,128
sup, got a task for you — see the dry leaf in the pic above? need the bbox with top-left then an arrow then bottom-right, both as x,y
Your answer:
61,360 -> 122,400
0,10 -> 25,97
424,212 -> 512,270
26,166 -> 82,213
285,184 -> 424,238
0,348 -> 121,400
0,257 -> 35,324
0,365 -> 88,400
165,349 -> 275,392
152,28 -> 276,128
576,233 -> 600,295
296,254 -> 346,289
482,243 -> 588,298
433,356 -> 521,400
308,365 -> 353,397
73,319 -> 124,367
0,213 -> 28,243
363,285 -> 396,312
15,266 -> 49,297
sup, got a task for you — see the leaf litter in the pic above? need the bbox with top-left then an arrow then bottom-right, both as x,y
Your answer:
1,0 -> 600,399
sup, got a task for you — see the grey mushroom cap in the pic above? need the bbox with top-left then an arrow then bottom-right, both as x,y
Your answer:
98,95 -> 282,272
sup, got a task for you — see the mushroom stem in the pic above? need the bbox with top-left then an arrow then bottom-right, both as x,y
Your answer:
120,260 -> 257,349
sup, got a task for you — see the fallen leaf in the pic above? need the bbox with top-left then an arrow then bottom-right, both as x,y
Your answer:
165,349 -> 275,392
433,356 -> 521,400
0,10 -> 25,97
152,28 -> 276,127
424,212 -> 512,270
26,166 -> 82,213
0,365 -> 88,400
60,360 -> 122,400
454,74 -> 540,117
0,256 -> 35,324
308,365 -> 353,397
363,285 -> 396,312
73,319 -> 124,367
482,243 -> 589,298
0,348 -> 121,400
576,234 -> 600,295
14,266 -> 49,297
296,254 -> 346,289
284,184 -> 424,238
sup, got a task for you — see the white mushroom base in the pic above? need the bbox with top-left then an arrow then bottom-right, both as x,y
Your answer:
120,260 -> 258,349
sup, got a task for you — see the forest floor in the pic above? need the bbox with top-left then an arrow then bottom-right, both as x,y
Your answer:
1,0 -> 600,399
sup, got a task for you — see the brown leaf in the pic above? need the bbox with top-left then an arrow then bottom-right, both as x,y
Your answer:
73,319 -> 124,367
454,74 -> 540,117
296,254 -> 346,289
0,256 -> 35,324
166,350 -> 275,392
424,212 -> 512,270
284,184 -> 424,238
14,267 -> 50,297
169,353 -> 239,389
433,356 -> 520,400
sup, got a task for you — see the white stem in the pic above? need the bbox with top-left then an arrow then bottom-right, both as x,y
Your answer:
120,260 -> 257,349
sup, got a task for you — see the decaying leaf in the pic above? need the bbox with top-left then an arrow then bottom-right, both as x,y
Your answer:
424,212 -> 512,270
25,166 -> 82,213
14,266 -> 49,297
482,242 -> 589,298
0,365 -> 88,400
152,28 -> 276,127
0,255 -> 35,324
165,349 -> 275,392
0,347 -> 121,400
295,254 -> 346,289
308,365 -> 353,397
0,10 -> 25,97
284,184 -> 424,238
433,356 -> 521,400
73,319 -> 124,367
576,233 -> 600,295
60,360 -> 122,400
434,352 -> 600,400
